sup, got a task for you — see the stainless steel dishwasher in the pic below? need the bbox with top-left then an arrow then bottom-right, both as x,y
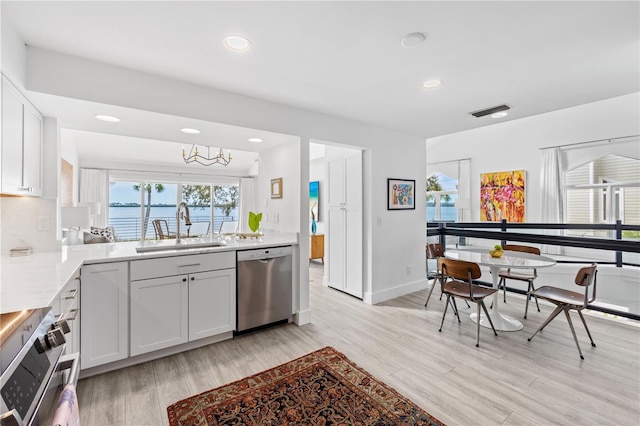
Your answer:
236,246 -> 293,333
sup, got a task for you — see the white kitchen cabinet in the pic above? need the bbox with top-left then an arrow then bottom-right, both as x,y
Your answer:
1,76 -> 43,196
327,154 -> 363,298
51,268 -> 81,355
189,269 -> 235,340
80,262 -> 128,369
130,253 -> 236,356
130,275 -> 188,356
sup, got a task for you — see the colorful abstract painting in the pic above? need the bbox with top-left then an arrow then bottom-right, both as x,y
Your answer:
387,179 -> 415,210
480,170 -> 525,222
310,181 -> 319,221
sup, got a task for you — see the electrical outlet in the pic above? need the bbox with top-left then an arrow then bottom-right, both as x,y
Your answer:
406,266 -> 411,275
37,216 -> 50,231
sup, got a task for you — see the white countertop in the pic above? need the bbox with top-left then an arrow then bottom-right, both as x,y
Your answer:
0,232 -> 298,313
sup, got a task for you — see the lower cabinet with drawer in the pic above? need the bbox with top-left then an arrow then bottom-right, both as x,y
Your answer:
52,267 -> 81,355
129,252 -> 236,356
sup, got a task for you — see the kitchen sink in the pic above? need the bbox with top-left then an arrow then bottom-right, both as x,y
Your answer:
136,241 -> 225,253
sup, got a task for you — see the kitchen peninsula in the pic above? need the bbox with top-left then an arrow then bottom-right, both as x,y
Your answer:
0,232 -> 298,377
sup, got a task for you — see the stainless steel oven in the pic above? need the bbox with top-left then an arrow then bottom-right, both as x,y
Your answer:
0,307 -> 79,426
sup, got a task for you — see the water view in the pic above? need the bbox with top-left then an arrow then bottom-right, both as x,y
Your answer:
109,206 -> 239,241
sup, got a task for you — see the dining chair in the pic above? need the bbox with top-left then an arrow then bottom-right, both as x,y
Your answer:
497,244 -> 541,318
528,263 -> 598,359
219,220 -> 239,234
152,219 -> 176,240
439,258 -> 498,347
424,243 -> 445,308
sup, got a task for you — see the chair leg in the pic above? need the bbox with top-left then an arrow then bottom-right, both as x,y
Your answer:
424,277 -> 437,308
577,310 -> 596,348
439,295 -> 451,332
475,302 -> 481,347
481,301 -> 498,336
528,305 -> 563,342
451,297 -> 461,323
563,309 -> 584,360
499,277 -> 507,303
530,280 -> 540,312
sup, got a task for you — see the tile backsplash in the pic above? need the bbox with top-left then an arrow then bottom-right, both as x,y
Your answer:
1,197 -> 61,255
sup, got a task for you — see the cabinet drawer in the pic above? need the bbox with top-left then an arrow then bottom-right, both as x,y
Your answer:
59,274 -> 80,316
130,251 -> 235,281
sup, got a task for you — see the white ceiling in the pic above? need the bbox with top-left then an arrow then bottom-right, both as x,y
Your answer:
2,1 -> 639,165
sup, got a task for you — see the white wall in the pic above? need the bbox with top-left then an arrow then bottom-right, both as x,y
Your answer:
426,93 -> 640,223
0,14 -> 26,87
24,47 -> 429,308
1,197 -> 59,254
257,140 -> 301,233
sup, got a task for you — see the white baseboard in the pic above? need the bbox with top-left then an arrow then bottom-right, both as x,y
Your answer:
363,278 -> 429,305
293,309 -> 312,325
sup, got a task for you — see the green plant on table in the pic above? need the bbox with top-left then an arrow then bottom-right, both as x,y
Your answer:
248,211 -> 263,233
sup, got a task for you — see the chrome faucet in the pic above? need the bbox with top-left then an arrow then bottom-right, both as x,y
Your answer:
176,202 -> 192,243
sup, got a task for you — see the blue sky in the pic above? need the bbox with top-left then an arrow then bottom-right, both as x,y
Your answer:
437,174 -> 458,191
110,182 -> 178,204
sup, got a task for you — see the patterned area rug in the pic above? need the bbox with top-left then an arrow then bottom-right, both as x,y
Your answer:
167,346 -> 444,426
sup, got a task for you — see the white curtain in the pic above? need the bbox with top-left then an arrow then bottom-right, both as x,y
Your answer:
540,148 -> 564,255
238,177 -> 256,233
457,159 -> 471,221
79,168 -> 109,228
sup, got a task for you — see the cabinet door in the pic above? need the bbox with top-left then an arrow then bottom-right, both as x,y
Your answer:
328,159 -> 345,207
130,275 -> 189,356
189,269 -> 236,341
344,154 -> 362,208
81,262 -> 128,369
327,208 -> 345,291
1,81 -> 24,193
344,208 -> 363,298
22,104 -> 42,196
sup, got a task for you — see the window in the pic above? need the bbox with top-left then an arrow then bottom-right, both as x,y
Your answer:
109,178 -> 239,241
426,173 -> 459,222
565,154 -> 639,238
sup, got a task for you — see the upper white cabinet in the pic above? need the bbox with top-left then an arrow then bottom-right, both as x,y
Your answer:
327,154 -> 363,298
1,76 -> 43,196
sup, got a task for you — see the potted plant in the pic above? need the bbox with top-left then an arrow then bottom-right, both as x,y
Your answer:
248,211 -> 262,233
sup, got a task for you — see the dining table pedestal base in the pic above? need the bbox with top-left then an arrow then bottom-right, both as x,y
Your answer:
470,310 -> 523,332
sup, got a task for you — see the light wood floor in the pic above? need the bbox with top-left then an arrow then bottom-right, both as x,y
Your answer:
77,261 -> 640,425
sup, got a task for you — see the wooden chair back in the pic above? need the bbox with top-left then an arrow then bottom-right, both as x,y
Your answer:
575,263 -> 598,305
503,244 -> 541,255
440,258 -> 481,282
427,243 -> 444,259
152,219 -> 170,239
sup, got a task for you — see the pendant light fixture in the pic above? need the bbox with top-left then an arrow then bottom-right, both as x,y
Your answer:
183,145 -> 232,166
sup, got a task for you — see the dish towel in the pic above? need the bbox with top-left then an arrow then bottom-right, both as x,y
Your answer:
51,384 -> 80,426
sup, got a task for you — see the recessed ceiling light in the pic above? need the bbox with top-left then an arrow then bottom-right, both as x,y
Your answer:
401,32 -> 426,48
491,112 -> 509,118
95,114 -> 120,122
180,128 -> 201,134
422,80 -> 443,89
224,35 -> 251,51
248,138 -> 263,143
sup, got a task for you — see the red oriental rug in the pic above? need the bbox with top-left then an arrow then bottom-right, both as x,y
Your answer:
167,346 -> 445,426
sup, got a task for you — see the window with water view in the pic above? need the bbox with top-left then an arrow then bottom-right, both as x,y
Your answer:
108,180 -> 239,241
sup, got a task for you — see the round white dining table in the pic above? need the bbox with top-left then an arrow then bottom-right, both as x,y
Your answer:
444,248 -> 556,331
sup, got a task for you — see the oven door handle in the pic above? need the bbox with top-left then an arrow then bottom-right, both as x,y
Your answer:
55,352 -> 80,387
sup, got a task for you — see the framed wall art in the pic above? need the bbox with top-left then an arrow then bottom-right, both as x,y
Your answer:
271,178 -> 283,199
480,169 -> 525,222
387,178 -> 415,210
309,181 -> 319,221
